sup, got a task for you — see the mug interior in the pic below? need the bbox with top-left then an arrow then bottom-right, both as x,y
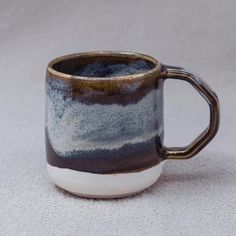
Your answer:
51,52 -> 157,78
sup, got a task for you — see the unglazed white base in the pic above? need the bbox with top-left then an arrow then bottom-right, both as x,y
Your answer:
47,161 -> 165,199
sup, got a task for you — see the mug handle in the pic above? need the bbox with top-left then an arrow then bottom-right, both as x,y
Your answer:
162,65 -> 220,159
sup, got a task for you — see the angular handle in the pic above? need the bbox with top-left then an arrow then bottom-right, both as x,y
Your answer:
162,65 -> 220,160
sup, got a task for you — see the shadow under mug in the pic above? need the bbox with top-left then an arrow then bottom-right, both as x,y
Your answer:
45,51 -> 220,198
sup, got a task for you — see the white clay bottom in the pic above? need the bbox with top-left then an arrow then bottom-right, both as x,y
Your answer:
47,162 -> 165,199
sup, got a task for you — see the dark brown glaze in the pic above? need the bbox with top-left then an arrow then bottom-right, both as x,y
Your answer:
46,51 -> 164,105
46,74 -> 164,106
46,129 -> 166,174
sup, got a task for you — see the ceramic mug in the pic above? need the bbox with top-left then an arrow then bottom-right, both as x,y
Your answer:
45,51 -> 220,198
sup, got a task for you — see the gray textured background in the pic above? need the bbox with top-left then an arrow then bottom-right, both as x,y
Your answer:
0,0 -> 235,235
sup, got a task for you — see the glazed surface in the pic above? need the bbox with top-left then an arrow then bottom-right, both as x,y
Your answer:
46,52 -> 165,174
46,75 -> 165,173
46,79 -> 163,154
59,59 -> 153,77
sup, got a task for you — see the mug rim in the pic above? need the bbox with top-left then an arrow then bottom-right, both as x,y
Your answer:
47,51 -> 162,82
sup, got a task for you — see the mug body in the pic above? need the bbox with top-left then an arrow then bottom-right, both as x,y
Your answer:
45,51 -> 166,198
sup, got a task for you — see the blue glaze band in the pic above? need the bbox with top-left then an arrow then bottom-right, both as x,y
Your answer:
46,78 -> 163,156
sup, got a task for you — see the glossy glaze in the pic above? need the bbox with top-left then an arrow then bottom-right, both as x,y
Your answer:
46,52 -> 165,174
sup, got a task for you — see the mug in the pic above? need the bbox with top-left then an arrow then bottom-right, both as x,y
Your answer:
45,51 -> 220,198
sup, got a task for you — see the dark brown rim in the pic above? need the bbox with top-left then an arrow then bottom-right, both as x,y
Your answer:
47,51 -> 161,82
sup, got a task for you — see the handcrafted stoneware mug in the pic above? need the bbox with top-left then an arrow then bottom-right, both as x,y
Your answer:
45,51 -> 220,198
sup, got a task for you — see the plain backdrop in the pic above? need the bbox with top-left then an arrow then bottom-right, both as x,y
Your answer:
0,0 -> 235,235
